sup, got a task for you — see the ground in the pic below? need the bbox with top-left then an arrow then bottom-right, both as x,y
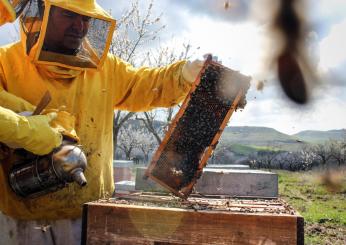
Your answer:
275,168 -> 346,245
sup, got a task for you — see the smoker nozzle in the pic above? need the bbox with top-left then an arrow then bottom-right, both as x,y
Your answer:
72,170 -> 87,186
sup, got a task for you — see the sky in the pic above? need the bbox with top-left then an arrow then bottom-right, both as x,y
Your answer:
0,0 -> 345,135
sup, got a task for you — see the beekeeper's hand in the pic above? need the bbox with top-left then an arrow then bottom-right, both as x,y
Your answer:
18,108 -> 79,145
0,108 -> 62,155
182,59 -> 205,84
41,109 -> 80,143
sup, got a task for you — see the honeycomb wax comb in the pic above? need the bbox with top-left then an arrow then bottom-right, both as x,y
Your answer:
145,60 -> 251,199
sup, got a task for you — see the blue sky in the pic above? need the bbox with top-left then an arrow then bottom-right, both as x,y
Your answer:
0,0 -> 345,135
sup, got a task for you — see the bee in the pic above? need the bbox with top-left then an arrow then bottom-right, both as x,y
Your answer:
273,0 -> 310,104
224,1 -> 230,10
256,80 -> 265,91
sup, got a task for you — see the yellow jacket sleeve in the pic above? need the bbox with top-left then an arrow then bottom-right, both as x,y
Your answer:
0,59 -> 35,112
0,90 -> 36,112
0,106 -> 62,155
111,56 -> 191,112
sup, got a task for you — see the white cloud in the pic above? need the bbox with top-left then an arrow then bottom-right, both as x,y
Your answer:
230,84 -> 346,135
159,12 -> 346,135
317,0 -> 346,20
174,16 -> 265,77
319,19 -> 346,70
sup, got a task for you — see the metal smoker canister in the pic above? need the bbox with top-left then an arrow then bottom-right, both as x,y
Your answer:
9,144 -> 87,198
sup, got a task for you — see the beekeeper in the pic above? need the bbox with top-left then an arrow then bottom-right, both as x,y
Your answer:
0,0 -> 203,244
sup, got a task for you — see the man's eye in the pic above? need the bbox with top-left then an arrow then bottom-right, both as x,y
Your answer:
62,11 -> 77,18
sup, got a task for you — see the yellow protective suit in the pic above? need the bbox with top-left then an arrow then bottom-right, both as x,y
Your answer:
0,41 -> 190,220
0,0 -> 16,26
0,89 -> 35,112
0,89 -> 80,151
0,106 -> 62,155
41,109 -> 80,143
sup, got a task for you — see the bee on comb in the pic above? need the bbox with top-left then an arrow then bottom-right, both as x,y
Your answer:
145,60 -> 251,199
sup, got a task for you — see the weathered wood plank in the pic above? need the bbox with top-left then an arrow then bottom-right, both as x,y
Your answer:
83,199 -> 304,245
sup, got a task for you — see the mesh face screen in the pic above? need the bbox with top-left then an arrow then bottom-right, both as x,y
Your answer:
147,61 -> 251,198
21,0 -> 42,54
9,0 -> 30,18
38,6 -> 112,69
20,3 -> 112,69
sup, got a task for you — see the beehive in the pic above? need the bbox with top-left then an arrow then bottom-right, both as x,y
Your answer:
145,60 -> 251,198
82,194 -> 304,245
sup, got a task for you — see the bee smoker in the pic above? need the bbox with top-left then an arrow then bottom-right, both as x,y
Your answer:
8,141 -> 87,198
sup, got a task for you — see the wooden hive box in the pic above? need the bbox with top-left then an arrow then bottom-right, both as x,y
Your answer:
82,194 -> 304,245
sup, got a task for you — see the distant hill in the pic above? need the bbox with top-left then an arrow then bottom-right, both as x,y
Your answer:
220,126 -> 298,147
218,126 -> 345,152
222,126 -> 294,143
293,129 -> 346,143
125,119 -> 345,152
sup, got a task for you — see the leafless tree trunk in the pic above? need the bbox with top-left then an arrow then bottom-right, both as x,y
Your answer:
136,111 -> 162,145
313,143 -> 333,169
328,140 -> 345,166
117,129 -> 136,160
110,0 -> 165,158
135,43 -> 195,144
137,128 -> 157,162
113,111 -> 135,155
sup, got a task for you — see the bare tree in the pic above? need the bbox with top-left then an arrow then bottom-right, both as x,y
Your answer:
299,146 -> 319,170
117,124 -> 139,160
116,120 -> 158,162
136,127 -> 158,162
342,138 -> 346,166
257,150 -> 278,169
275,151 -> 290,169
110,0 -> 166,156
136,42 -> 196,144
110,0 -> 165,63
329,140 -> 345,167
135,111 -> 164,145
312,143 -> 333,169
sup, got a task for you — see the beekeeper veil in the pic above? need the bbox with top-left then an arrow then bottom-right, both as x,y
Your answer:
0,0 -> 29,26
20,0 -> 116,70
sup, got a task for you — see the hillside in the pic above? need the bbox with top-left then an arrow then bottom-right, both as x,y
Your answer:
124,119 -> 345,152
293,129 -> 346,143
218,126 -> 345,152
219,126 -> 300,150
222,126 -> 295,144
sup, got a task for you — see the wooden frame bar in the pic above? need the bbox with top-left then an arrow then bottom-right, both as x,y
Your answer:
145,61 -> 251,198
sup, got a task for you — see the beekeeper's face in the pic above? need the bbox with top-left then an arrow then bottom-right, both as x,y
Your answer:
44,6 -> 90,54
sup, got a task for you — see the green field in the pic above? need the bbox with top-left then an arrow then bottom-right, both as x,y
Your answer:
218,143 -> 276,155
276,169 -> 346,244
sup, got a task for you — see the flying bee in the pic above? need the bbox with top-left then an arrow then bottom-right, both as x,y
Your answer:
224,1 -> 230,10
272,0 -> 312,104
